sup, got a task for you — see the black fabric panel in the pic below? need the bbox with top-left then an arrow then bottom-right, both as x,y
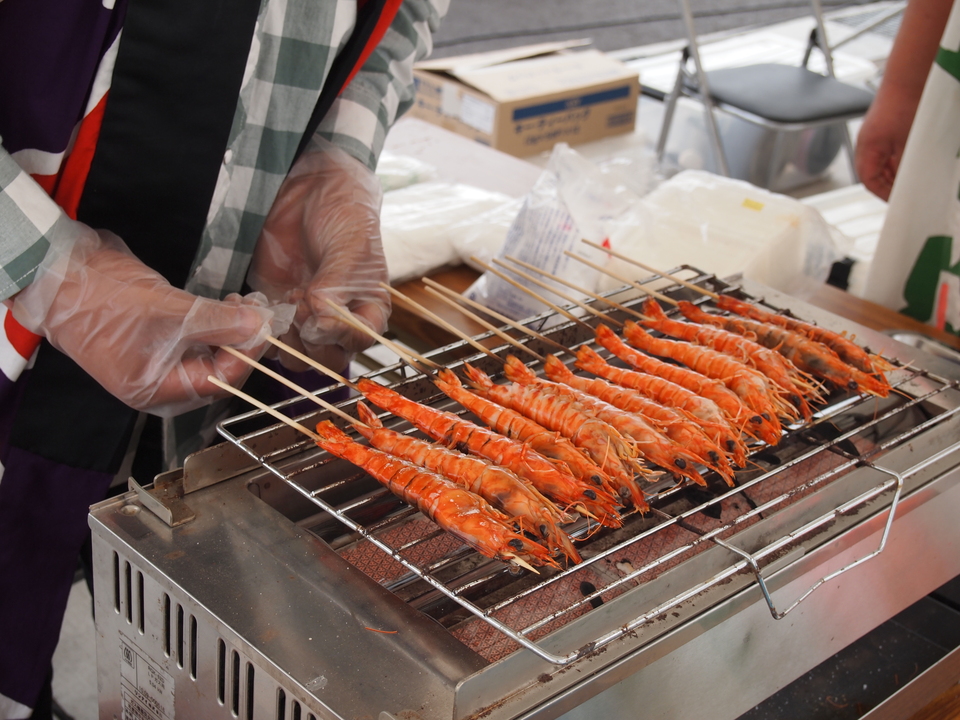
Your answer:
76,0 -> 263,288
15,0 -> 262,473
10,343 -> 137,473
295,0 -> 390,161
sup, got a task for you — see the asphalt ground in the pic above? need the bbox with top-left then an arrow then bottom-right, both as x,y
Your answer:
431,0 -> 880,57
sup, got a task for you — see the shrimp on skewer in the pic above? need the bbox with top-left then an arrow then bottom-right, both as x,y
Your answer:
461,363 -> 650,511
357,378 -> 623,526
314,421 -> 559,569
502,356 -> 708,487
640,299 -> 822,420
433,370 -> 617,495
354,402 -> 580,563
543,355 -> 736,485
678,301 -> 891,398
575,344 -> 748,468
714,294 -> 893,384
623,321 -> 796,429
595,324 -> 777,447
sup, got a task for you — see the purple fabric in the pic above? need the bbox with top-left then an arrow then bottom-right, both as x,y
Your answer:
0,365 -> 113,709
0,0 -> 125,155
0,443 -> 113,708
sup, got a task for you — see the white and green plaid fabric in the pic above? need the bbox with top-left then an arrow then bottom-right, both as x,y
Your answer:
1,0 -> 448,466
0,0 -> 448,303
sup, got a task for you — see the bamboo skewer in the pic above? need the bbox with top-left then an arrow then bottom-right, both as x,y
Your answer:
420,285 -> 545,361
264,336 -> 355,388
562,251 -> 678,306
379,282 -> 505,363
309,302 -> 441,378
504,254 -> 643,323
491,257 -> 619,328
323,299 -> 440,374
207,375 -> 321,442
470,256 -> 592,331
220,346 -> 362,427
421,278 -> 568,353
208,371 -> 539,574
580,239 -> 720,301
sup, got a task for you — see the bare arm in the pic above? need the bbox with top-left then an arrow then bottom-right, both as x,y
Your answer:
855,0 -> 955,200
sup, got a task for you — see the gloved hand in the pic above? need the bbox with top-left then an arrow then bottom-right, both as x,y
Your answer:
11,221 -> 294,416
247,135 -> 390,372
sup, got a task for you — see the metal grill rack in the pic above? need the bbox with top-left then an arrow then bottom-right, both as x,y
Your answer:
215,268 -> 960,667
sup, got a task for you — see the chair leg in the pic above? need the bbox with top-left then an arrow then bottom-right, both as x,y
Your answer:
841,121 -> 860,183
702,102 -> 731,176
656,67 -> 686,164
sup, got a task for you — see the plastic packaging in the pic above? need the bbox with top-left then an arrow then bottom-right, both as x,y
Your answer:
376,150 -> 439,191
464,143 -> 641,320
379,181 -> 517,284
601,170 -> 842,299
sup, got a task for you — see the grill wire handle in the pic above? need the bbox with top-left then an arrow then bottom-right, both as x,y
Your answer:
713,440 -> 960,620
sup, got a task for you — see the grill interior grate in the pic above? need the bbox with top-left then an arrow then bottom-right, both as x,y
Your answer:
216,269 -> 960,666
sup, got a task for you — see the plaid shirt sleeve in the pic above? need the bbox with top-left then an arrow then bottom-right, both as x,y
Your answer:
0,146 -> 77,302
316,0 -> 450,170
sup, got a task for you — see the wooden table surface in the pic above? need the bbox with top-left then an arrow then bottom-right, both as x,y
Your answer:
390,265 -> 960,353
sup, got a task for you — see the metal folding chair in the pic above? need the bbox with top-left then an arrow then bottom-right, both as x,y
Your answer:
656,0 -> 892,186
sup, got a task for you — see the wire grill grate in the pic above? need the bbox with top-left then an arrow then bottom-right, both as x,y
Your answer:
216,269 -> 960,665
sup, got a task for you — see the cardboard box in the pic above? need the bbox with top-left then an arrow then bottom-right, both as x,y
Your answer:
410,41 -> 640,157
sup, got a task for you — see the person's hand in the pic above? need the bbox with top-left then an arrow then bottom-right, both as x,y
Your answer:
10,222 -> 293,416
855,94 -> 917,201
247,136 -> 390,372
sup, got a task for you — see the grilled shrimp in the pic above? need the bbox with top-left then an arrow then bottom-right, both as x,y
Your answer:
575,345 -> 748,468
357,378 -> 622,526
679,301 -> 890,398
543,355 -> 736,485
433,369 -> 617,496
622,321 -> 793,436
595,324 -> 775,447
462,364 -> 649,511
503,356 -> 706,487
354,402 -> 580,563
642,299 -> 822,419
715,294 -> 893,386
315,421 -> 558,569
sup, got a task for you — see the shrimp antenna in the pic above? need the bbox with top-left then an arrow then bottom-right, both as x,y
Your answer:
579,239 -> 720,301
219,346 -> 365,428
504,254 -> 646,322
422,277 -> 569,353
418,283 -> 545,361
207,375 -> 322,441
562,250 -> 678,307
322,299 -> 440,376
491,257 -> 623,328
469,256 -> 593,331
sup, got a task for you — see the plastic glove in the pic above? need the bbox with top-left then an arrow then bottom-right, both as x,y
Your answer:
247,135 -> 390,372
10,221 -> 294,417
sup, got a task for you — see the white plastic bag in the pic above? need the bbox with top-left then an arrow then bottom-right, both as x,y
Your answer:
601,170 -> 841,299
375,150 -> 439,191
380,181 -> 516,283
464,143 -> 641,320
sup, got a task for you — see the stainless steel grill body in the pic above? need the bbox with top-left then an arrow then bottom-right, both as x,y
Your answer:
91,276 -> 960,720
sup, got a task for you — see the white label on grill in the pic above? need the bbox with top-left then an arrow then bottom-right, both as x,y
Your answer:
119,633 -> 175,720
